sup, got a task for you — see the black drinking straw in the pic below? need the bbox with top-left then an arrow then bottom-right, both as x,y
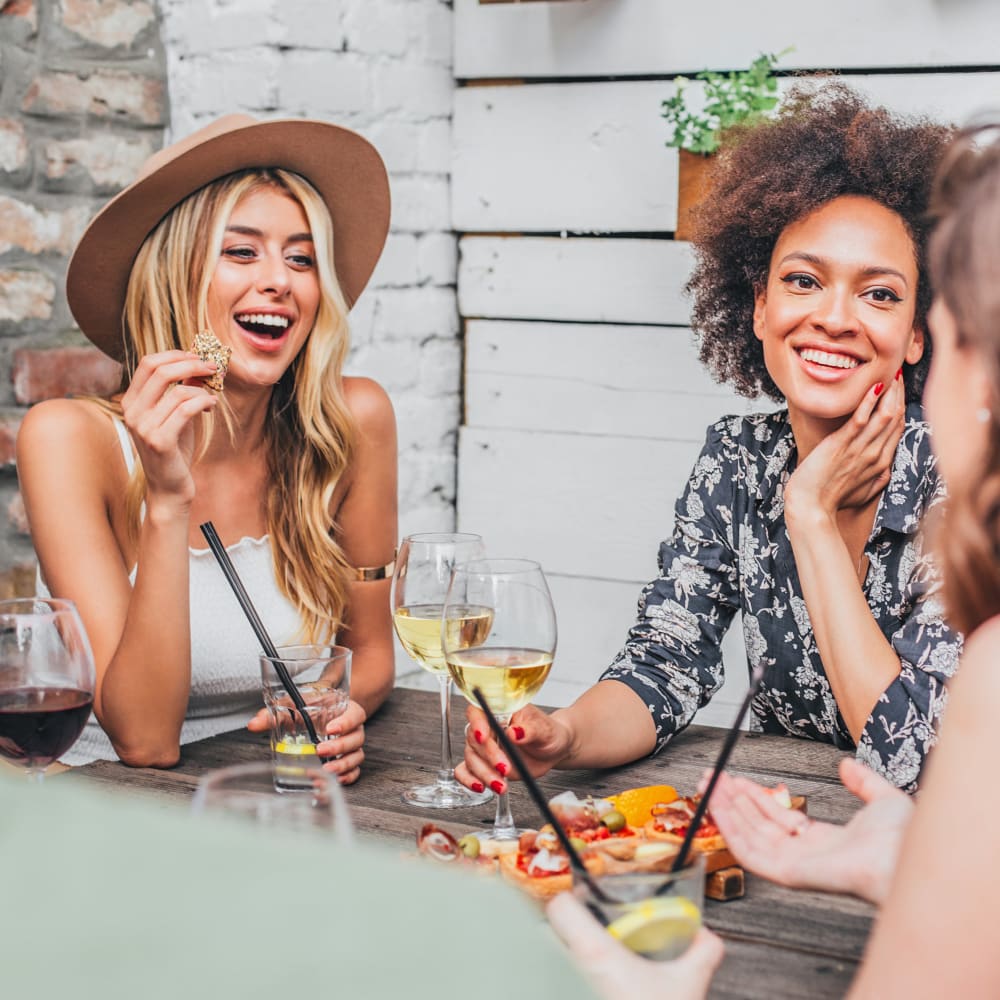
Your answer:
664,662 -> 767,879
200,521 -> 320,746
471,687 -> 613,906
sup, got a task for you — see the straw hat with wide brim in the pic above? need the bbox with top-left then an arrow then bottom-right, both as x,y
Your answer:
66,114 -> 391,362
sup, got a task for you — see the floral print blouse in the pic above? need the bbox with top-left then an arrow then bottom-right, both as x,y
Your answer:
601,405 -> 960,792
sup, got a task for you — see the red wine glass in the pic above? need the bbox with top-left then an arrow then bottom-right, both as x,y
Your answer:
0,597 -> 96,782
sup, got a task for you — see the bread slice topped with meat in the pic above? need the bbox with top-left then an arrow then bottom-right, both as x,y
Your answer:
497,827 -> 606,900
644,795 -> 726,853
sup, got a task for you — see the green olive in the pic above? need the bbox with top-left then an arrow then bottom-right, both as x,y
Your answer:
601,809 -> 627,833
569,836 -> 588,853
458,834 -> 481,859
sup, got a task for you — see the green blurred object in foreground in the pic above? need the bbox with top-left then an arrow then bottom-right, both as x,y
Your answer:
0,773 -> 597,1000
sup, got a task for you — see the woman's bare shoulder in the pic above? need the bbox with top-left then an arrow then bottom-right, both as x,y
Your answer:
957,616 -> 1000,678
17,397 -> 117,454
342,376 -> 396,437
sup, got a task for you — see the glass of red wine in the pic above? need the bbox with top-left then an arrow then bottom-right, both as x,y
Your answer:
0,597 -> 95,782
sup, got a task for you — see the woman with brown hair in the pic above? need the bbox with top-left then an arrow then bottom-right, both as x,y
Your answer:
458,81 -> 959,799
16,116 -> 397,779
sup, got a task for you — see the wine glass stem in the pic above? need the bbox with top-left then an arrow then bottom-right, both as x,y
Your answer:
491,713 -> 517,839
436,674 -> 456,786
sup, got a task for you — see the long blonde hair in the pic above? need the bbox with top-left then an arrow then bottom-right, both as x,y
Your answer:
928,122 -> 1000,635
109,168 -> 356,643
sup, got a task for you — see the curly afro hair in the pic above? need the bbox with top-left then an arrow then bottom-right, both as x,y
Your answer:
688,79 -> 953,402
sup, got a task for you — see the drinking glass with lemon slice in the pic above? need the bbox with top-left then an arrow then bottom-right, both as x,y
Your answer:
574,855 -> 706,961
260,644 -> 351,792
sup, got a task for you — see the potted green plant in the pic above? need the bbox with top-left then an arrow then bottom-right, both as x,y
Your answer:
661,50 -> 789,239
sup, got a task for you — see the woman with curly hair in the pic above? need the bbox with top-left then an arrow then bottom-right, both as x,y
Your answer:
16,116 -> 397,778
549,117 -> 1000,1000
456,81 -> 960,798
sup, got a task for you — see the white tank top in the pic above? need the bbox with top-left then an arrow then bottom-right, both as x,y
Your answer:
45,417 -> 303,765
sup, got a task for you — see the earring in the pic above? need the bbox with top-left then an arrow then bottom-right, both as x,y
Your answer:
977,408 -> 991,424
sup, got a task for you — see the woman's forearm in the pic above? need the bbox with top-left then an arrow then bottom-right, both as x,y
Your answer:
345,643 -> 394,718
98,501 -> 193,766
786,507 -> 900,743
552,680 -> 658,770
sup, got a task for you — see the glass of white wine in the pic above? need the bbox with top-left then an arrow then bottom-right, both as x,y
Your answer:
443,558 -> 557,841
392,533 -> 493,808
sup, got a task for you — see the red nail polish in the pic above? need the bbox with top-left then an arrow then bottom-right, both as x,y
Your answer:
513,726 -> 525,740
896,367 -> 903,381
471,781 -> 485,793
496,761 -> 509,777
474,730 -> 484,745
873,382 -> 884,397
490,780 -> 505,795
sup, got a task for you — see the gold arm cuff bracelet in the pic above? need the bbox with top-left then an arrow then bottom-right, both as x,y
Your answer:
352,556 -> 396,582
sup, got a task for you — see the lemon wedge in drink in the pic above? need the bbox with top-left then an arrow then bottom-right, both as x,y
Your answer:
606,897 -> 701,959
275,739 -> 317,756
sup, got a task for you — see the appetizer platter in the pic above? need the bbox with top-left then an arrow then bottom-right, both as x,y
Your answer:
416,783 -> 805,903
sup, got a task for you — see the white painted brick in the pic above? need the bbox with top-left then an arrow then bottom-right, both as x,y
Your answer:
403,2 -> 452,65
399,502 -> 455,539
374,62 -> 452,117
396,393 -> 461,445
276,51 -> 371,116
346,339 -> 422,392
275,1 -> 346,49
373,287 -> 458,341
169,51 -> 279,116
371,232 -> 420,288
418,338 -> 462,395
160,0 -> 280,54
417,117 -> 451,174
363,121 -> 423,173
399,446 -> 457,498
417,231 -> 457,285
342,2 -> 408,56
390,174 -> 451,231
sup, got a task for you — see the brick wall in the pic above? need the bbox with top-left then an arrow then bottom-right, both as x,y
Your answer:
0,0 -> 458,598
0,0 -> 166,595
160,0 -> 459,536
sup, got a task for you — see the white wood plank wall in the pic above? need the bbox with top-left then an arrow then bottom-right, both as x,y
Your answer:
451,0 -> 1000,726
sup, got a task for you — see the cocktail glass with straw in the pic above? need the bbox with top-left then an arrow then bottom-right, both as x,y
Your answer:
443,558 -> 557,840
391,533 -> 492,807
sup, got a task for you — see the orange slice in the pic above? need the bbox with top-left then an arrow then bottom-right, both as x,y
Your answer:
609,785 -> 679,828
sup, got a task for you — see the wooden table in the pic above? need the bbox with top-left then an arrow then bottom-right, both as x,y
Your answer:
65,687 -> 873,999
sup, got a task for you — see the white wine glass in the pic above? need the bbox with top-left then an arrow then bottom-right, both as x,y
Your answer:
0,597 -> 96,782
443,558 -> 557,841
392,533 -> 493,808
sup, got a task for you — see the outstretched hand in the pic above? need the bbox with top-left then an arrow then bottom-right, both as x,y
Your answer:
546,893 -> 723,1000
454,703 -> 573,794
708,758 -> 913,905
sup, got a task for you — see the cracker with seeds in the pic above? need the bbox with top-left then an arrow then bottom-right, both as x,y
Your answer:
192,331 -> 232,392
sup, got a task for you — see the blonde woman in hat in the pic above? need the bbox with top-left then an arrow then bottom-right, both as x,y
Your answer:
16,116 -> 397,779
